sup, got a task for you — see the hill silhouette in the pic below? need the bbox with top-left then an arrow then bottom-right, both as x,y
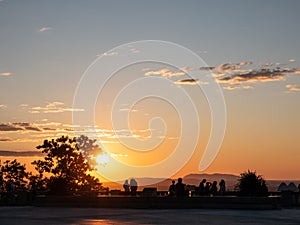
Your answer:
102,173 -> 300,192
103,173 -> 240,191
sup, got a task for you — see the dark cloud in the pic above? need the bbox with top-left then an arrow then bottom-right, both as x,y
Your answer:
0,150 -> 44,157
175,79 -> 199,85
42,127 -> 57,131
217,68 -> 289,84
0,138 -> 14,142
0,122 -> 42,132
0,124 -> 23,131
199,66 -> 215,70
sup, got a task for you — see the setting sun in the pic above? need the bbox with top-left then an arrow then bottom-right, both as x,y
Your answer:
96,154 -> 110,165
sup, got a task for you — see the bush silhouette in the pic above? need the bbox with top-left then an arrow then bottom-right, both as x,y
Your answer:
236,170 -> 268,196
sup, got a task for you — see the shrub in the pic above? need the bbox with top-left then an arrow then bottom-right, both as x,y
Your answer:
236,170 -> 268,196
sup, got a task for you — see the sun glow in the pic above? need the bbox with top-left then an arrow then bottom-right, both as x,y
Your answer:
96,154 -> 110,165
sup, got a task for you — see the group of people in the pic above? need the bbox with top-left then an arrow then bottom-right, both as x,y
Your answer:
123,178 -> 138,196
198,179 -> 226,196
168,178 -> 226,197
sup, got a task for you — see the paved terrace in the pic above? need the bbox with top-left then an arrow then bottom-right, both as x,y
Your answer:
1,207 -> 300,225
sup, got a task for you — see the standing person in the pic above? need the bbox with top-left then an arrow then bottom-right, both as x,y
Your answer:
130,178 -> 138,196
219,179 -> 226,196
199,179 -> 206,196
168,180 -> 176,197
204,182 -> 211,196
210,181 -> 218,196
123,179 -> 130,194
175,178 -> 185,197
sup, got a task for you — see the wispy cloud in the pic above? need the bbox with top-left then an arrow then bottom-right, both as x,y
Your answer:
145,68 -> 185,77
97,51 -> 119,57
38,27 -> 52,32
0,104 -> 7,109
223,85 -> 254,90
0,122 -> 42,132
0,137 -> 14,142
1,72 -> 12,76
286,84 -> 300,92
28,101 -> 84,114
130,48 -> 140,54
19,103 -> 28,107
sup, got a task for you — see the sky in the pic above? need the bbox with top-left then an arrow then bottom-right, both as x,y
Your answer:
0,0 -> 300,181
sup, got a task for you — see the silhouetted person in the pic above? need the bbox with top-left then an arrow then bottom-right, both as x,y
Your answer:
169,180 -> 176,197
130,178 -> 138,196
199,179 -> 206,195
219,179 -> 226,196
175,178 -> 185,197
204,182 -> 211,195
210,181 -> 218,196
123,179 -> 130,194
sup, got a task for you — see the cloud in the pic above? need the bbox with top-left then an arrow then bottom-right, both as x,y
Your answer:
217,68 -> 288,84
74,127 -> 154,140
0,104 -> 7,109
119,108 -> 138,112
29,101 -> 84,114
242,85 -> 254,89
38,27 -> 52,32
199,66 -> 216,71
286,84 -> 300,92
223,85 -> 240,90
141,60 -> 299,91
0,150 -> 44,157
293,69 -> 300,74
1,72 -> 12,76
0,137 -> 14,142
19,103 -> 28,108
0,122 -> 42,132
214,61 -> 300,80
145,68 -> 185,77
130,48 -> 140,54
175,78 -> 209,85
238,61 -> 253,66
289,59 -> 296,63
98,51 -> 119,57
0,123 -> 24,131
175,79 -> 200,85
223,85 -> 254,90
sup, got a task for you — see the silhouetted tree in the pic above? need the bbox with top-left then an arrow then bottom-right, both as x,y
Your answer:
235,170 -> 268,196
0,159 -> 29,192
75,135 -> 102,168
32,135 -> 104,195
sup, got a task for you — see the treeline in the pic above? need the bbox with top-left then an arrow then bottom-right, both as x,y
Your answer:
0,135 -> 108,195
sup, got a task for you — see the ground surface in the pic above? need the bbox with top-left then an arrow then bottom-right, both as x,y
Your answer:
1,207 -> 300,225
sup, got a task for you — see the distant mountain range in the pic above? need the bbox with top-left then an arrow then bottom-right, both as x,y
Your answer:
102,173 -> 300,192
103,173 -> 240,191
